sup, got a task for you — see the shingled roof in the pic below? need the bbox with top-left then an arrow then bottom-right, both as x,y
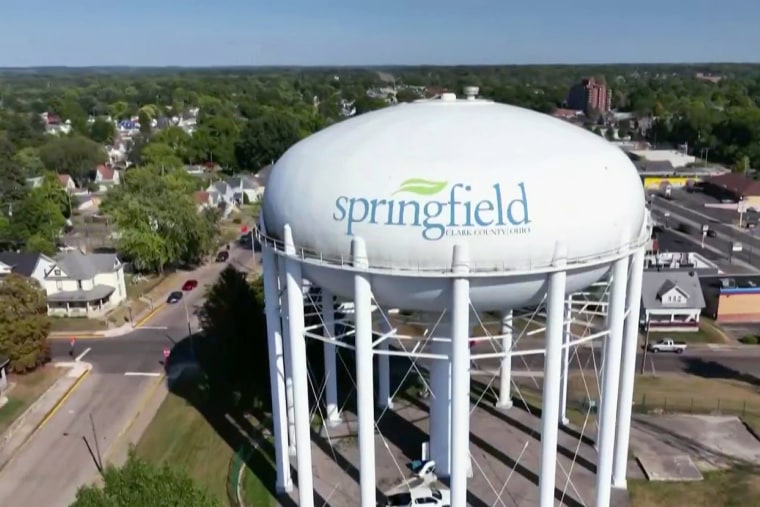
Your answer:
705,173 -> 760,197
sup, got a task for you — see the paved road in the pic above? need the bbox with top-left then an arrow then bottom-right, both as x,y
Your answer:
0,245 -> 260,507
650,194 -> 760,267
0,372 -> 157,507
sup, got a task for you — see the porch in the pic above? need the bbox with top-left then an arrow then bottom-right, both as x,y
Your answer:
643,308 -> 701,332
47,285 -> 116,318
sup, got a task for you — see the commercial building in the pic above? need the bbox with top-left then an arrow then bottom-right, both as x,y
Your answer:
701,275 -> 760,322
701,173 -> 760,210
566,78 -> 610,113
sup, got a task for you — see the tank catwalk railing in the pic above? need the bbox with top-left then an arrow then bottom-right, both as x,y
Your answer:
253,224 -> 651,275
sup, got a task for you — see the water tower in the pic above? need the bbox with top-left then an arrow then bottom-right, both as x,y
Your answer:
257,90 -> 649,507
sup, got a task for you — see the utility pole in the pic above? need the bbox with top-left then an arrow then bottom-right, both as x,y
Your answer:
640,321 -> 651,375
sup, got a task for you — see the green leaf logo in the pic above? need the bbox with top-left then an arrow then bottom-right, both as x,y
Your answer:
392,178 -> 449,196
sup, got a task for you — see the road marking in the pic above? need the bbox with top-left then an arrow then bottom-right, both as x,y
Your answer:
48,333 -> 104,340
137,326 -> 168,330
124,372 -> 162,377
134,302 -> 166,328
37,368 -> 91,431
75,347 -> 91,362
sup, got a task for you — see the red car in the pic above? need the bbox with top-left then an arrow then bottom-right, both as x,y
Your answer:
182,279 -> 198,291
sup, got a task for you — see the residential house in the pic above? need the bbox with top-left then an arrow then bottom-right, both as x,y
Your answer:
58,174 -> 77,192
193,191 -> 222,212
0,252 -> 56,286
641,270 -> 706,331
44,251 -> 127,318
94,164 -> 120,192
25,176 -> 43,188
205,175 -> 263,208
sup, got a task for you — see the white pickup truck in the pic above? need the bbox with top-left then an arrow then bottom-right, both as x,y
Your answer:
647,338 -> 687,354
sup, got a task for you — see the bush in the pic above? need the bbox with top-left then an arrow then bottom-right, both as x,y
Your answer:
232,216 -> 242,224
740,335 -> 759,345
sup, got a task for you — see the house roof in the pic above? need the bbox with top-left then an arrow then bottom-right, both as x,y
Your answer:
47,284 -> 115,303
641,270 -> 706,310
193,191 -> 210,204
51,251 -> 119,280
0,252 -> 46,277
705,173 -> 760,197
254,164 -> 273,186
96,165 -> 115,181
58,174 -> 74,187
636,160 -> 675,174
226,175 -> 259,190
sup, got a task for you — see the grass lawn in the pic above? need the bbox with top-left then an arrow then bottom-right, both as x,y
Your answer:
50,317 -> 108,333
629,466 -> 760,507
0,366 -> 64,434
135,392 -> 275,506
645,318 -> 729,344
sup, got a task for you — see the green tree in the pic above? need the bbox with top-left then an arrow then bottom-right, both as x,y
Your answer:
234,113 -> 301,171
101,166 -> 216,272
0,274 -> 50,373
38,135 -> 107,182
10,186 -> 66,253
197,267 -> 269,410
38,172 -> 72,218
12,147 -> 45,177
138,109 -> 152,135
151,126 -> 192,161
141,142 -> 183,169
88,118 -> 116,144
70,450 -> 221,507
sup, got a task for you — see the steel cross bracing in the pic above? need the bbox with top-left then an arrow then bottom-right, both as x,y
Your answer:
292,272 -> 615,507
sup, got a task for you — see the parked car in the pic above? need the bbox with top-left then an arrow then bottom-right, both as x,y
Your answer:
706,229 -> 717,238
166,291 -> 183,304
182,279 -> 198,291
216,250 -> 230,262
647,338 -> 687,354
385,488 -> 450,507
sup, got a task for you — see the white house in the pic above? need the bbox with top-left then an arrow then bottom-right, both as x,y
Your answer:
0,252 -> 56,285
205,175 -> 263,208
94,165 -> 121,192
641,270 -> 706,331
57,174 -> 77,192
44,251 -> 127,318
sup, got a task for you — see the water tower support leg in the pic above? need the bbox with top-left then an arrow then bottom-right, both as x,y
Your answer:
377,316 -> 393,409
450,245 -> 471,507
538,262 -> 567,507
262,247 -> 292,493
283,226 -> 314,507
595,255 -> 630,507
612,247 -> 646,490
278,259 -> 297,456
321,289 -> 342,426
352,238 -> 377,507
429,327 -> 452,478
559,300 -> 571,426
496,310 -> 513,409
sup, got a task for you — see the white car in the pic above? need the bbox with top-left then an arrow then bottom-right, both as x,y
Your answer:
385,487 -> 450,506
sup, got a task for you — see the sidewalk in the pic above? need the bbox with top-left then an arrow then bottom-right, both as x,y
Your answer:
0,362 -> 92,471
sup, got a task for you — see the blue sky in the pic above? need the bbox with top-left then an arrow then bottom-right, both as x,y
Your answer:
0,0 -> 757,66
